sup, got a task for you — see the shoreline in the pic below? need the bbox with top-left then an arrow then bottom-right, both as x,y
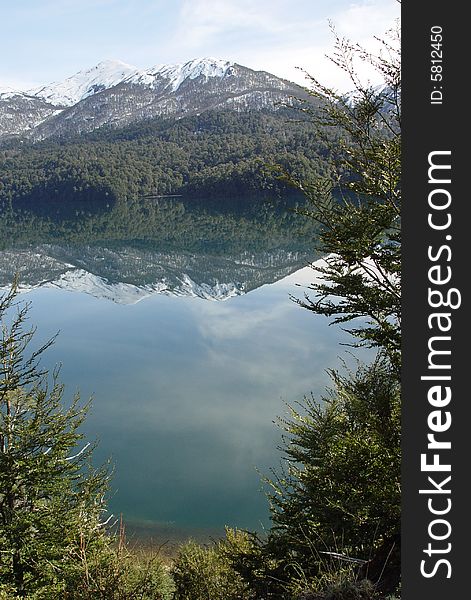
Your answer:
120,519 -> 229,558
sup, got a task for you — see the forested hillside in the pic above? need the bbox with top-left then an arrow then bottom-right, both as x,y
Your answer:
0,109 -> 335,206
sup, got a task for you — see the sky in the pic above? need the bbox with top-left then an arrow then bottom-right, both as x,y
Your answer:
0,0 -> 400,92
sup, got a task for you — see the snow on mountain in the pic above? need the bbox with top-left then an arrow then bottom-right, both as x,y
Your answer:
30,59 -> 138,107
125,57 -> 235,92
28,58 -> 236,107
50,269 -> 243,303
5,269 -> 243,305
0,90 -> 63,137
342,83 -> 400,109
0,246 -> 244,305
0,86 -> 26,100
1,57 -> 305,140
161,57 -> 235,92
49,270 -> 161,304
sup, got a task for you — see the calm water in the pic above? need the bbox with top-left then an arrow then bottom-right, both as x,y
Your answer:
1,197 -> 370,537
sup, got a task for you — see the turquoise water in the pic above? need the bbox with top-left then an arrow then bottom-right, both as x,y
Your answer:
23,270 -> 354,532
1,198 -> 370,537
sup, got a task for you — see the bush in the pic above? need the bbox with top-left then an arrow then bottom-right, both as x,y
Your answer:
59,537 -> 175,600
289,559 -> 376,600
173,534 -> 253,600
268,359 -> 400,578
1,535 -> 174,600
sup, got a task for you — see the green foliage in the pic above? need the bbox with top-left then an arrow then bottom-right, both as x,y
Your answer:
0,284 -> 111,596
218,528 -> 294,600
0,538 -> 174,599
296,571 -> 376,600
243,26 -> 403,599
57,535 -> 175,600
172,533 -> 253,600
0,109 -> 332,208
177,528 -> 391,600
268,359 -> 400,563
292,25 -> 401,373
0,285 -> 174,598
216,362 -> 400,600
0,193 -> 319,258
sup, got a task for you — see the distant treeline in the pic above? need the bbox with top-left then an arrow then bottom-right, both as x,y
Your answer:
0,193 -> 320,256
0,109 -> 337,206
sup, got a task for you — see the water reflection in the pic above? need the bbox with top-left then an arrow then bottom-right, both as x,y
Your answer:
1,195 -> 318,302
0,198 -> 368,535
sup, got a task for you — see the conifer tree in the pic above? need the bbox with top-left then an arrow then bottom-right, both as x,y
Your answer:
263,24 -> 402,596
293,23 -> 401,374
0,283 -> 110,597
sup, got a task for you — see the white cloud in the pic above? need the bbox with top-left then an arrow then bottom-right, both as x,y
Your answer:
0,0 -> 400,92
178,0 -> 292,37
334,1 -> 400,40
167,0 -> 400,89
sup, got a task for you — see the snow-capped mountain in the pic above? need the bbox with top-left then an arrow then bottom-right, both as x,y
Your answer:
0,90 -> 61,137
0,244 -> 311,305
30,59 -> 138,107
0,86 -> 26,99
342,83 -> 401,114
123,58 -> 235,92
0,57 -> 305,140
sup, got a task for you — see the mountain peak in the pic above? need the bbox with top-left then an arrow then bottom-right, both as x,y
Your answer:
25,58 -> 237,106
29,59 -> 138,107
1,58 -> 304,140
165,57 -> 235,91
124,57 -> 235,92
0,86 -> 21,99
94,59 -> 134,69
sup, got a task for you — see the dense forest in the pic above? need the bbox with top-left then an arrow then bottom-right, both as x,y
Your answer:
0,191 -> 320,259
0,109 -> 336,208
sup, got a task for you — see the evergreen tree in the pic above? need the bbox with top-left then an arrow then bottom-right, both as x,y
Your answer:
292,23 -> 401,374
268,360 -> 401,592
262,24 -> 401,597
0,283 -> 110,597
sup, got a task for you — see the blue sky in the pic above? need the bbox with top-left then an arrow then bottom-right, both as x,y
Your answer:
0,0 -> 400,91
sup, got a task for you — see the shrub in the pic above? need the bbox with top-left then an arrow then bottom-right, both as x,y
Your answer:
268,359 -> 400,581
172,536 -> 253,600
59,537 -> 175,600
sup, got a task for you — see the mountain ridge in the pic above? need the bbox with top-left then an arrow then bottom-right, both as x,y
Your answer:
0,57 -> 306,141
30,59 -> 138,107
0,243 -> 314,305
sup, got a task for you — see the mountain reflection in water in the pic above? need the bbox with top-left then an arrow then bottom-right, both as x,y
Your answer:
0,196 -> 368,536
1,195 -> 318,302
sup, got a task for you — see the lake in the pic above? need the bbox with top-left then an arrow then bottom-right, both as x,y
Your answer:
0,196 -> 369,540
